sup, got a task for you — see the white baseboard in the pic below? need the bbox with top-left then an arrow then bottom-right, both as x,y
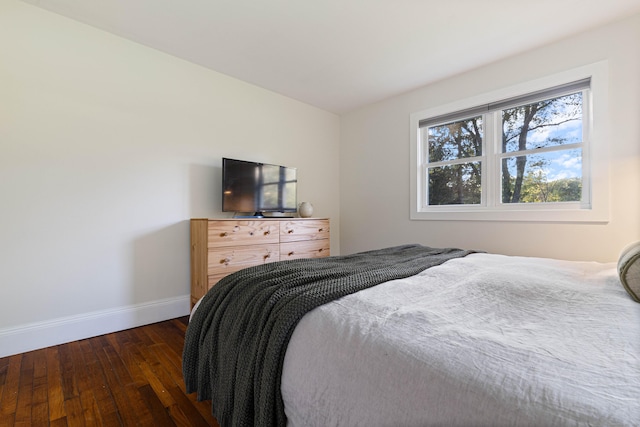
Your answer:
0,295 -> 191,358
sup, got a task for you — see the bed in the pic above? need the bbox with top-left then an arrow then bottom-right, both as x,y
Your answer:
183,244 -> 640,427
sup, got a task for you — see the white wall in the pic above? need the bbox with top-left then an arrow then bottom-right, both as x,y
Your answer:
0,0 -> 340,357
340,13 -> 640,262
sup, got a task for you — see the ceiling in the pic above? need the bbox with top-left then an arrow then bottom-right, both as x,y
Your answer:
21,0 -> 640,113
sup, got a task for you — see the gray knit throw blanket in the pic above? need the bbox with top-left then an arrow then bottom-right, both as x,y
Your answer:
182,244 -> 474,427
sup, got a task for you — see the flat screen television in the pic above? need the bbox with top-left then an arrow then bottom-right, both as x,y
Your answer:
222,158 -> 297,217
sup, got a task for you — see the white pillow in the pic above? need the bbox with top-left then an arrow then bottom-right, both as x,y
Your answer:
618,241 -> 640,303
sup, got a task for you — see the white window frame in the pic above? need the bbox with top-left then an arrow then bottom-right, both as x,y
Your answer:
409,61 -> 609,222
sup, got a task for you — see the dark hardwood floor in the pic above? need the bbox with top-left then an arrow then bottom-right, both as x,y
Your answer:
0,317 -> 219,426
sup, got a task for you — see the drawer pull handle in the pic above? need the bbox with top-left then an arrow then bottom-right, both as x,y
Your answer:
264,253 -> 272,260
264,231 -> 270,235
318,228 -> 324,232
221,258 -> 231,265
288,230 -> 294,234
318,248 -> 323,252
288,251 -> 295,256
249,231 -> 254,236
220,232 -> 228,237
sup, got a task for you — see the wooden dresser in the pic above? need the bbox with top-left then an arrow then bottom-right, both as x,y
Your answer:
190,218 -> 330,307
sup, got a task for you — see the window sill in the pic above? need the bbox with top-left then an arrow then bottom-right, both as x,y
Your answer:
410,206 -> 609,223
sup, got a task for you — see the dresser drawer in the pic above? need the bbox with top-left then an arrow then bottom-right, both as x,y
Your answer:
208,243 -> 279,272
280,219 -> 330,243
207,220 -> 279,247
280,239 -> 330,260
207,244 -> 280,288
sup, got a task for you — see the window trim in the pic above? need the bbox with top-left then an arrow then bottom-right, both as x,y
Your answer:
409,61 -> 609,223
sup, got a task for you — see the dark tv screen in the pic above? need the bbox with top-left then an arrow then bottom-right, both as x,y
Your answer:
222,158 -> 297,214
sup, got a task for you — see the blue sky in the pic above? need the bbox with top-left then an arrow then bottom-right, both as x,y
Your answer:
508,111 -> 583,181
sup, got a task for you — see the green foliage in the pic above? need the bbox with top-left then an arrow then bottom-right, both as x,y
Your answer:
519,174 -> 582,203
428,163 -> 481,205
428,117 -> 483,163
428,117 -> 483,205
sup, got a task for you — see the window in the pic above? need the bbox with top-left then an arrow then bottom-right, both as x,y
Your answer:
409,62 -> 609,222
425,115 -> 483,206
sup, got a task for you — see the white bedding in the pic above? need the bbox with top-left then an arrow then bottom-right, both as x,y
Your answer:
281,253 -> 640,426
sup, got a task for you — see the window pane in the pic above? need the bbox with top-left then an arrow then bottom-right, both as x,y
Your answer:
261,164 -> 280,183
260,183 -> 279,209
428,162 -> 481,205
501,149 -> 582,203
502,93 -> 582,153
427,116 -> 483,162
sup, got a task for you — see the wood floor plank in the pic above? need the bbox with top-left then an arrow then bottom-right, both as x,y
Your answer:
117,341 -> 148,388
163,384 -> 211,427
62,395 -> 85,427
148,344 -> 186,393
82,356 -> 120,427
0,413 -> 16,426
0,356 -> 10,411
78,339 -> 117,426
137,361 -> 176,409
144,321 -> 186,358
135,338 -> 216,426
153,339 -> 215,422
137,384 -> 176,427
129,325 -> 155,348
30,349 -> 49,425
0,356 -> 8,376
0,354 -> 22,419
104,332 -> 125,355
0,317 -> 220,427
14,352 -> 34,426
49,416 -> 69,427
45,347 -> 66,423
78,390 -> 102,427
148,324 -> 219,426
133,339 -> 197,424
32,349 -> 47,380
67,340 -> 101,427
92,338 -> 143,427
57,343 -> 78,402
102,342 -> 155,426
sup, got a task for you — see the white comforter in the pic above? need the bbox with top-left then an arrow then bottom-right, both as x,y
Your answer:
281,253 -> 640,426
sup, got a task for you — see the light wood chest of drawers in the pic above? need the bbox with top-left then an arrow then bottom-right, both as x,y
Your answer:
190,218 -> 330,306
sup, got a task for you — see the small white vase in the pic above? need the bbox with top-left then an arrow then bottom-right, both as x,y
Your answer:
298,202 -> 313,218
